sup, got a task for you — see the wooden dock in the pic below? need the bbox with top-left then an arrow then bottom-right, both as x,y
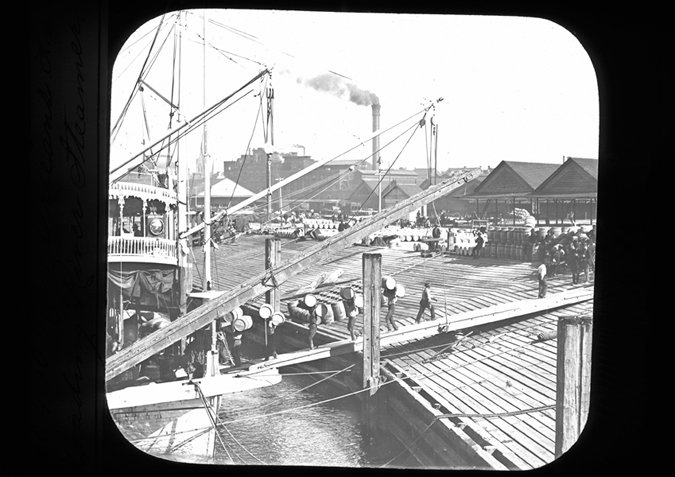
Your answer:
192,234 -> 595,469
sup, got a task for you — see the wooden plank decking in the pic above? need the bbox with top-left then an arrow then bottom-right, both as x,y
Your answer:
380,301 -> 593,470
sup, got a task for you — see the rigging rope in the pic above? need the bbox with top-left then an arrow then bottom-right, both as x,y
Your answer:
225,81 -> 264,212
113,20 -> 178,147
112,68 -> 268,184
345,114 -> 427,224
193,381 -> 236,462
111,14 -> 168,143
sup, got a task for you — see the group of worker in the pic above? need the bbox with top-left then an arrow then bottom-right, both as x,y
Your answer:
533,229 -> 597,298
297,282 -> 438,347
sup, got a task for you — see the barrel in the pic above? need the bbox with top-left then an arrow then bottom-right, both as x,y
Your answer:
314,303 -> 332,324
289,302 -> 311,323
331,301 -> 346,322
340,287 -> 355,300
232,314 -> 253,332
395,283 -> 406,298
259,304 -> 274,319
522,226 -> 530,244
509,243 -> 517,259
497,243 -> 505,258
516,244 -> 524,261
227,307 -> 244,323
304,294 -> 317,307
382,276 -> 397,291
270,312 -> 285,326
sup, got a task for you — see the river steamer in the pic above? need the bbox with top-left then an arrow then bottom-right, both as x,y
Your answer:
106,173 -> 281,461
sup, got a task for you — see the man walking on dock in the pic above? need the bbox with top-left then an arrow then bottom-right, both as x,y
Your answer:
472,231 -> 485,259
308,314 -> 319,349
344,297 -> 359,341
536,262 -> 548,298
569,238 -> 580,284
415,283 -> 437,323
384,288 -> 398,331
579,242 -> 591,283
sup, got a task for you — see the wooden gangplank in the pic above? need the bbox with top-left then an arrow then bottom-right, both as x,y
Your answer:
239,287 -> 593,375
106,171 -> 481,381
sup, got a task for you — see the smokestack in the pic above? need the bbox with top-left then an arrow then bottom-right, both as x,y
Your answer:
372,103 -> 380,171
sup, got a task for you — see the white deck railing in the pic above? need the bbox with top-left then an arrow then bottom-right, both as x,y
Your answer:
108,237 -> 177,265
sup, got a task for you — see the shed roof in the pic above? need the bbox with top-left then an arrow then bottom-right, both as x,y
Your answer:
382,182 -> 424,199
467,161 -> 560,199
529,157 -> 598,198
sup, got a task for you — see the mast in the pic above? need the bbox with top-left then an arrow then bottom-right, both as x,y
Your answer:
202,10 -> 219,380
176,10 -> 189,320
202,10 -> 211,292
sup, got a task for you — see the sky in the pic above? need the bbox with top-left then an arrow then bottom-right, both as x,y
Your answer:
109,9 -> 599,176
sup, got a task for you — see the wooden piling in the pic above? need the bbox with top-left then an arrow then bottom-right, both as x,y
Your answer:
362,253 -> 382,434
555,314 -> 593,458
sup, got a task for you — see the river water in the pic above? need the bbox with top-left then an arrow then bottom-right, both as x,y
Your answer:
212,348 -> 411,468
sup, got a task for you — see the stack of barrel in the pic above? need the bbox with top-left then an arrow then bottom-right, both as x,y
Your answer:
258,303 -> 286,327
485,225 -> 533,260
228,307 -> 254,332
446,229 -> 476,255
